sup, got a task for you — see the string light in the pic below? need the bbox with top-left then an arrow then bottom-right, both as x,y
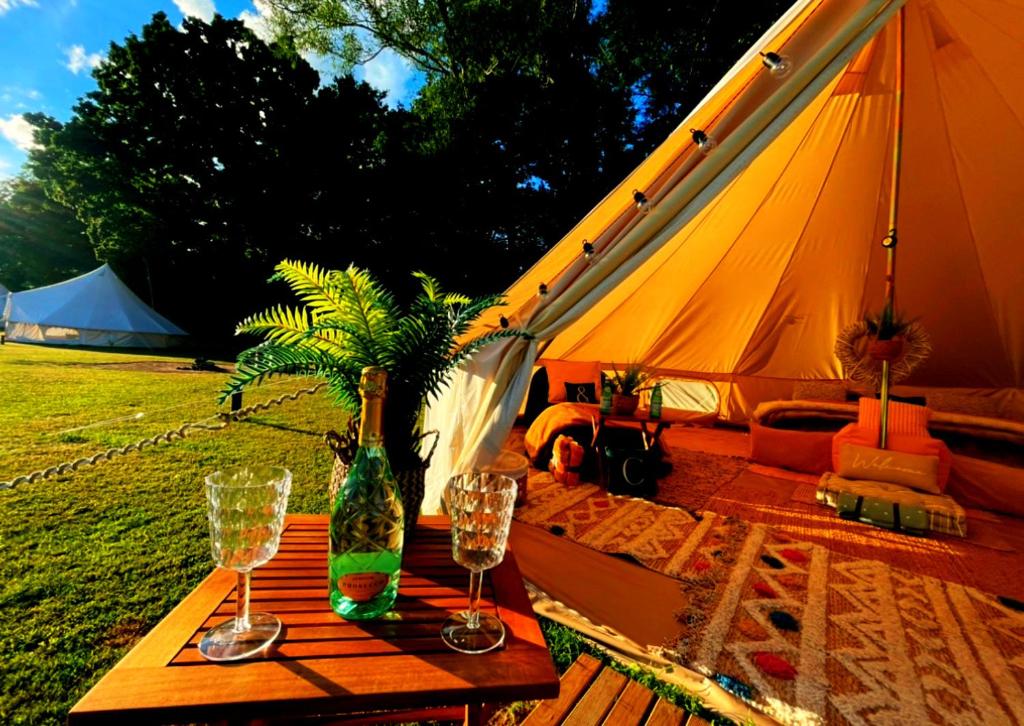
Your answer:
538,283 -> 549,297
760,51 -> 792,78
499,315 -> 510,329
632,189 -> 651,215
690,128 -> 717,155
582,239 -> 594,260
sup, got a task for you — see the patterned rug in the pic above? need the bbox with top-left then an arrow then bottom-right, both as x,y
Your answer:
514,474 -> 699,576
654,446 -> 749,512
669,513 -> 1024,725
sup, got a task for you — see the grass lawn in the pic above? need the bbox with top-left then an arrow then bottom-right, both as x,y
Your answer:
0,343 -> 715,725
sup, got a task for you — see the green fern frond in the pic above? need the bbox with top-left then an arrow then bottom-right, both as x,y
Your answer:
271,259 -> 346,318
220,343 -> 336,403
226,262 -> 516,458
412,271 -> 443,302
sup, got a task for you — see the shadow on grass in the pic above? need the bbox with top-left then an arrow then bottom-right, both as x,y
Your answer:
240,419 -> 324,438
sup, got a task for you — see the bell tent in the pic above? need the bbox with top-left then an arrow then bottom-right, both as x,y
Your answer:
424,0 -> 1024,511
0,281 -> 9,326
3,264 -> 187,348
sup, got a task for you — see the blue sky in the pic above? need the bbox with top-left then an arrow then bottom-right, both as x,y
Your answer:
0,0 -> 424,180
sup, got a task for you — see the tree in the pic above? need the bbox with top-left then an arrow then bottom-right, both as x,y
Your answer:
28,12 -> 392,339
598,0 -> 792,153
263,1 -> 643,289
0,177 -> 96,291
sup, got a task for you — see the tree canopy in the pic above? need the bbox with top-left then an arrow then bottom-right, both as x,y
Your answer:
27,12 -> 393,337
0,177 -> 96,291
7,2 -> 788,344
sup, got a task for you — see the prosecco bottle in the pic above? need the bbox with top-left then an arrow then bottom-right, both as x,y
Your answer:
650,383 -> 663,419
329,367 -> 404,620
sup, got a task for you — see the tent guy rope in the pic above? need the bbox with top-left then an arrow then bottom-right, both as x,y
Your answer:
0,382 -> 327,492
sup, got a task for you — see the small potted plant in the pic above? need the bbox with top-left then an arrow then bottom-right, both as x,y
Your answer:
864,305 -> 910,362
221,260 -> 521,532
609,362 -> 651,415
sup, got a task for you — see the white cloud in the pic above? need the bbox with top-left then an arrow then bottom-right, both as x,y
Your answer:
0,114 -> 40,152
360,48 -> 419,108
173,0 -> 215,23
0,0 -> 38,16
64,44 -> 104,74
238,0 -> 272,42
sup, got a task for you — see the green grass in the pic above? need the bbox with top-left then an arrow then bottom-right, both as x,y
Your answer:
0,343 -> 340,725
0,343 -> 719,725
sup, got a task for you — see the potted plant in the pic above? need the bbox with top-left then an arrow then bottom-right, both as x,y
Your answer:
221,260 -> 520,532
864,305 -> 910,362
609,362 -> 651,416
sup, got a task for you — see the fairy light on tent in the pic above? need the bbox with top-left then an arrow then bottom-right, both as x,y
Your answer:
632,190 -> 651,215
690,128 -> 717,154
760,50 -> 793,78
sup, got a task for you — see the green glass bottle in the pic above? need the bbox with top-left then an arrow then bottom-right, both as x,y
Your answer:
329,367 -> 404,620
650,383 -> 663,419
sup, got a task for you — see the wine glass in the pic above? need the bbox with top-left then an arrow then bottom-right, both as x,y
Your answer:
441,472 -> 517,654
199,465 -> 292,662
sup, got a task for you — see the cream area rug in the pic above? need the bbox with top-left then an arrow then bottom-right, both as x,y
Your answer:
514,475 -> 698,576
515,476 -> 1024,725
670,514 -> 1024,725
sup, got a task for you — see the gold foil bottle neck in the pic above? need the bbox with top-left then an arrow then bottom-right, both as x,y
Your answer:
359,367 -> 388,399
358,367 -> 387,447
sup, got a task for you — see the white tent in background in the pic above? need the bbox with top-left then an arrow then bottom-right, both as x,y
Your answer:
3,264 -> 187,348
0,281 -> 9,326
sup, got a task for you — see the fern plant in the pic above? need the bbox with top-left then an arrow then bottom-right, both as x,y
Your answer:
610,361 -> 652,396
222,260 -> 522,469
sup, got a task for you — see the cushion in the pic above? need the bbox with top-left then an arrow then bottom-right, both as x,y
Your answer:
563,382 -> 598,404
946,455 -> 1024,518
838,443 -> 941,494
749,422 -> 834,475
926,392 -> 1000,418
1003,395 -> 1024,423
793,380 -> 846,402
544,360 -> 602,404
857,397 -> 930,436
831,423 -> 953,488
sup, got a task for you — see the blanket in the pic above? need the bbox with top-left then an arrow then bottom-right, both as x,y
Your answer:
524,402 -> 600,462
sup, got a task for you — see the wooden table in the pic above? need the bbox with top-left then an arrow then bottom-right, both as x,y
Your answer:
69,515 -> 559,725
594,410 -> 672,452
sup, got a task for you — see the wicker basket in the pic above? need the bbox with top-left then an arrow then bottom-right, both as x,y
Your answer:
325,429 -> 440,540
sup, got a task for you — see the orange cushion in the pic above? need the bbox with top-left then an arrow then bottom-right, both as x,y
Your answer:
831,424 -> 952,490
544,360 -> 602,404
947,455 -> 1024,517
857,398 -> 930,436
837,443 -> 941,494
749,422 -> 834,475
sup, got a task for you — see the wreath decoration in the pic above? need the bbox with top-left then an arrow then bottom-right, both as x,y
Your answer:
834,319 -> 932,388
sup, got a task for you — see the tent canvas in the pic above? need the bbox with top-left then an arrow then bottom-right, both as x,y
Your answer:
4,264 -> 187,348
423,0 -> 1024,512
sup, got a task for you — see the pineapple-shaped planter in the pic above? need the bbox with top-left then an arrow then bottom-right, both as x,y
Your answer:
326,422 -> 439,540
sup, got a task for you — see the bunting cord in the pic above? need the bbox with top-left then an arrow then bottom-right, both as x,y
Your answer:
0,382 -> 327,492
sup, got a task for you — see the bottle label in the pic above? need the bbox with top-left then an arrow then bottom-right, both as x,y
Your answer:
338,572 -> 389,602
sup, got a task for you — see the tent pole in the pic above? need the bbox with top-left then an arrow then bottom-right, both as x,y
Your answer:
879,7 -> 906,450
